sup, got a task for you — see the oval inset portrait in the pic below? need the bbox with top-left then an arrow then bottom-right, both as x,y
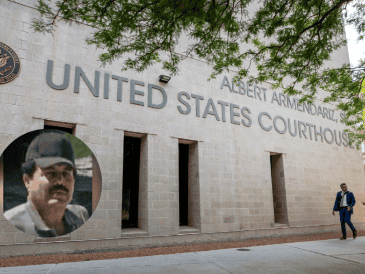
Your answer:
0,129 -> 102,238
0,42 -> 21,84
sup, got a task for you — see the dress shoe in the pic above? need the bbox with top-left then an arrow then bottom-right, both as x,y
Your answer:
353,230 -> 357,239
340,237 -> 347,240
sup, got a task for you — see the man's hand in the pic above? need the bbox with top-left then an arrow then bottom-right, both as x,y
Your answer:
347,207 -> 351,211
332,211 -> 335,216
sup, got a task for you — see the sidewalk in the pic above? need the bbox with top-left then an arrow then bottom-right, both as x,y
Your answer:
0,236 -> 364,274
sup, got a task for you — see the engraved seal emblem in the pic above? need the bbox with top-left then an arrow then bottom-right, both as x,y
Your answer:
0,42 -> 21,84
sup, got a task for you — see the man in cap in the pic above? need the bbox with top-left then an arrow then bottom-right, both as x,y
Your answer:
332,183 -> 357,240
4,130 -> 89,237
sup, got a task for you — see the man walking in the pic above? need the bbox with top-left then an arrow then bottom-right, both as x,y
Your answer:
332,183 -> 357,240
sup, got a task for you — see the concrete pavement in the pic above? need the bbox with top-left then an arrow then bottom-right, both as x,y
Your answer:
1,237 -> 365,273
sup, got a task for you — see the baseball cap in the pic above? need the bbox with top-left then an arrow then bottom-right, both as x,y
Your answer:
23,130 -> 75,169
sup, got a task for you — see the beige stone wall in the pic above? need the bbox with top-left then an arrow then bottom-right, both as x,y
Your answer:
140,134 -> 180,236
0,0 -> 365,254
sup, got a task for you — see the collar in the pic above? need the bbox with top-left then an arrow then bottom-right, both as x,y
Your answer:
342,191 -> 348,196
26,198 -> 70,232
25,198 -> 53,231
25,199 -> 83,237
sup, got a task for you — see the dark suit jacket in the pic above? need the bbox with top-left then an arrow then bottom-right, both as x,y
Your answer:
333,191 -> 356,215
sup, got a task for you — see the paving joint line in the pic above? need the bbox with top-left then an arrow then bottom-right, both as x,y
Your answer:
194,252 -> 234,274
89,257 -> 215,270
44,264 -> 57,274
324,252 -> 365,256
284,245 -> 363,265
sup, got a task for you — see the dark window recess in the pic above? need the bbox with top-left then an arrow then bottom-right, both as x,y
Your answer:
179,143 -> 189,226
122,136 -> 141,228
270,154 -> 288,225
44,125 -> 73,134
3,130 -> 40,212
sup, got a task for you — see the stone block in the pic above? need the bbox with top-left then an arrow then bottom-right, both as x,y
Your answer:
153,201 -> 169,210
149,226 -> 178,236
105,228 -> 121,238
83,229 -> 107,240
106,210 -> 120,220
91,209 -> 108,219
0,232 -> 14,245
0,6 -> 13,19
160,192 -> 175,201
107,190 -> 122,201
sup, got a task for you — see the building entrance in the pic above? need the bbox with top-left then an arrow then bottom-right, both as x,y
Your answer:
122,136 -> 141,228
270,153 -> 288,225
179,143 -> 189,226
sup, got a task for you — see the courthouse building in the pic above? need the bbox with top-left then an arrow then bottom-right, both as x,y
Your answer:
1,0 -> 365,257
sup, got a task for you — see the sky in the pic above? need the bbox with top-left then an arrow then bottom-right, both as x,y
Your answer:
343,4 -> 365,150
345,24 -> 364,66
344,5 -> 364,66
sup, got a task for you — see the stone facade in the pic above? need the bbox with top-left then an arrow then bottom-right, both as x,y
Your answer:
1,0 -> 365,257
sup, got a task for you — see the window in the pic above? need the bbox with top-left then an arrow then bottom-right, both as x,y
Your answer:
178,140 -> 201,231
270,153 -> 288,225
122,135 -> 142,228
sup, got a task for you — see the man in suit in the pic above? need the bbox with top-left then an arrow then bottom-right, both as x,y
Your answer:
332,183 -> 357,240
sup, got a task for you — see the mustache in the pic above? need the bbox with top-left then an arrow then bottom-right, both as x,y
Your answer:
49,184 -> 69,194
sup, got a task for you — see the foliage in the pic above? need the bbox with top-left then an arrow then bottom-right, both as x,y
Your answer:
65,134 -> 92,159
32,0 -> 365,147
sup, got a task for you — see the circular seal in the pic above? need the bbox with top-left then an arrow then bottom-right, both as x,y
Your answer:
0,42 -> 21,84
